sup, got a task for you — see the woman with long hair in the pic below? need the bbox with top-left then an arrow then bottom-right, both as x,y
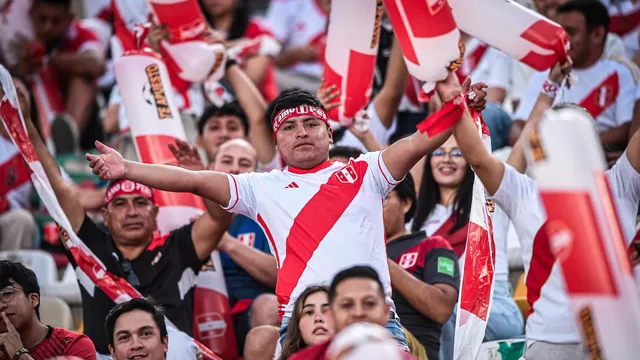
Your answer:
199,0 -> 279,102
411,136 -> 474,258
411,136 -> 523,360
279,285 -> 335,360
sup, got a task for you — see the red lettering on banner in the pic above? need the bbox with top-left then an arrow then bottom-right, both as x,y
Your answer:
540,192 -> 618,295
275,160 -> 367,320
579,73 -> 619,119
0,152 -> 31,198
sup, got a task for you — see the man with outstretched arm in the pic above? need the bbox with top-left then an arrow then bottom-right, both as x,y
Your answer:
0,80 -> 232,359
451,60 -> 640,360
86,74 -> 488,355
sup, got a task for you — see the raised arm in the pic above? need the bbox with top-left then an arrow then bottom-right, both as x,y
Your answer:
14,85 -> 86,232
626,120 -> 640,173
373,38 -> 409,129
225,63 -> 275,165
86,141 -> 232,207
507,60 -> 572,173
382,73 -> 487,181
218,233 -> 277,287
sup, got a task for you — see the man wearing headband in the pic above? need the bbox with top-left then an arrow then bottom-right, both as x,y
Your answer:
87,73 -> 488,354
23,111 -> 232,359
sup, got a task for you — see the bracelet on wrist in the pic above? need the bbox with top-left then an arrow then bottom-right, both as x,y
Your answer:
13,348 -> 29,360
225,57 -> 238,71
541,78 -> 561,98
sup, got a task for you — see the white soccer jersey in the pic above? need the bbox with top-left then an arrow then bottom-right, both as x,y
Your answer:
514,56 -> 639,132
463,38 -> 514,92
224,151 -> 400,319
489,155 -> 640,344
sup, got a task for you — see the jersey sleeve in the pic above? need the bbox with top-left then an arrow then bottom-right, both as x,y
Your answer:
60,22 -> 103,54
488,163 -> 538,221
223,172 -> 260,219
169,222 -> 204,273
512,70 -> 548,122
423,247 -> 460,291
65,333 -> 97,359
359,151 -> 404,196
245,18 -> 276,39
609,151 -> 640,206
614,64 -> 638,126
484,50 -> 513,90
264,0 -> 293,43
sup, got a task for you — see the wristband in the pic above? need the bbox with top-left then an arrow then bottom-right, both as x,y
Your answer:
541,78 -> 560,98
225,57 -> 238,71
13,348 -> 29,360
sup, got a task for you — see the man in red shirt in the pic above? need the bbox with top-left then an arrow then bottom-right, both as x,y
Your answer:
289,266 -> 418,360
0,260 -> 96,360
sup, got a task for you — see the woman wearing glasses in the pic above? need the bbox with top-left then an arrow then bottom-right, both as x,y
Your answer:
411,136 -> 523,360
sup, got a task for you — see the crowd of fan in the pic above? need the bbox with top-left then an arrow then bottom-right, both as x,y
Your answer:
1,0 -> 640,359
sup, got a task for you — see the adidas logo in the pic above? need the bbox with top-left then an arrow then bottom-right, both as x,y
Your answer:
285,182 -> 299,189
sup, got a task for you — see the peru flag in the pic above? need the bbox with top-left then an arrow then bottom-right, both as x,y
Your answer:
525,108 -> 640,359
454,106 -> 496,360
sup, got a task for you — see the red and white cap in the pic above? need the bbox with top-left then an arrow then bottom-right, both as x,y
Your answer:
272,105 -> 329,142
104,180 -> 155,205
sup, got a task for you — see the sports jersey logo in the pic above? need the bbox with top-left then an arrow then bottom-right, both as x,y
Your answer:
597,85 -> 613,109
399,252 -> 418,269
437,256 -> 455,276
238,233 -> 255,247
335,165 -> 358,184
143,64 -> 173,119
547,220 -> 573,263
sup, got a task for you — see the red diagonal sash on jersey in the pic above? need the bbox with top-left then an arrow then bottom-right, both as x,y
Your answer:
453,107 -> 496,360
274,161 -> 368,319
0,69 -> 221,360
456,43 -> 488,84
579,72 -> 619,119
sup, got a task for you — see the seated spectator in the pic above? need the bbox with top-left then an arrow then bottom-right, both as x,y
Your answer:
510,0 -> 639,165
265,0 -> 329,92
199,0 -> 279,102
278,286 -> 335,360
105,297 -> 168,360
289,266 -> 418,360
0,260 -> 96,359
6,0 -> 105,154
20,87 -> 231,358
384,174 -> 459,360
197,102 -> 250,166
170,138 -> 279,356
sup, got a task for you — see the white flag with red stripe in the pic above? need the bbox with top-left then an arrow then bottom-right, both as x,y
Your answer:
0,65 -> 221,360
453,107 -> 496,360
524,108 -> 640,359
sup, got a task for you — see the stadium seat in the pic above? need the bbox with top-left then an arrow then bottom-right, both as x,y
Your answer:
0,250 -> 81,305
40,296 -> 74,330
513,273 -> 529,320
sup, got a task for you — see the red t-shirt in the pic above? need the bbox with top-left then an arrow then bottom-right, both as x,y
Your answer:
289,339 -> 418,360
0,327 -> 97,360
243,18 -> 279,102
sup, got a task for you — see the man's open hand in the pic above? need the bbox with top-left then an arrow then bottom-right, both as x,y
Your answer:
86,141 -> 126,180
168,139 -> 205,171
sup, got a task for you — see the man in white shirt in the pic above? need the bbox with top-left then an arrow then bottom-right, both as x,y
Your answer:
510,0 -> 639,155
86,76 -> 487,353
454,63 -> 640,358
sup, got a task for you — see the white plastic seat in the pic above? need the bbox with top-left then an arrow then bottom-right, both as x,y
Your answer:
39,296 -> 74,330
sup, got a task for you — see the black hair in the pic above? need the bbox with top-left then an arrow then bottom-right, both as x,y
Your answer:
197,101 -> 249,136
411,152 -> 474,234
557,0 -> 609,35
0,260 -> 41,318
33,0 -> 71,9
268,89 -> 325,126
329,266 -> 385,303
392,172 -> 417,224
200,0 -> 252,41
329,146 -> 364,161
105,297 -> 168,348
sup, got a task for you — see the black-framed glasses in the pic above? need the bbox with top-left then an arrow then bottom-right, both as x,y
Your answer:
431,149 -> 463,159
120,260 -> 141,288
0,287 -> 22,304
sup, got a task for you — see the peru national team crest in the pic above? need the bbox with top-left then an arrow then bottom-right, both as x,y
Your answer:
237,233 -> 255,247
335,165 -> 358,184
399,252 -> 418,269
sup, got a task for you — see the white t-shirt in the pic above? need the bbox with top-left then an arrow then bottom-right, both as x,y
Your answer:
514,56 -> 638,132
489,155 -> 640,344
224,151 -> 400,319
265,0 -> 327,79
464,38 -> 514,93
